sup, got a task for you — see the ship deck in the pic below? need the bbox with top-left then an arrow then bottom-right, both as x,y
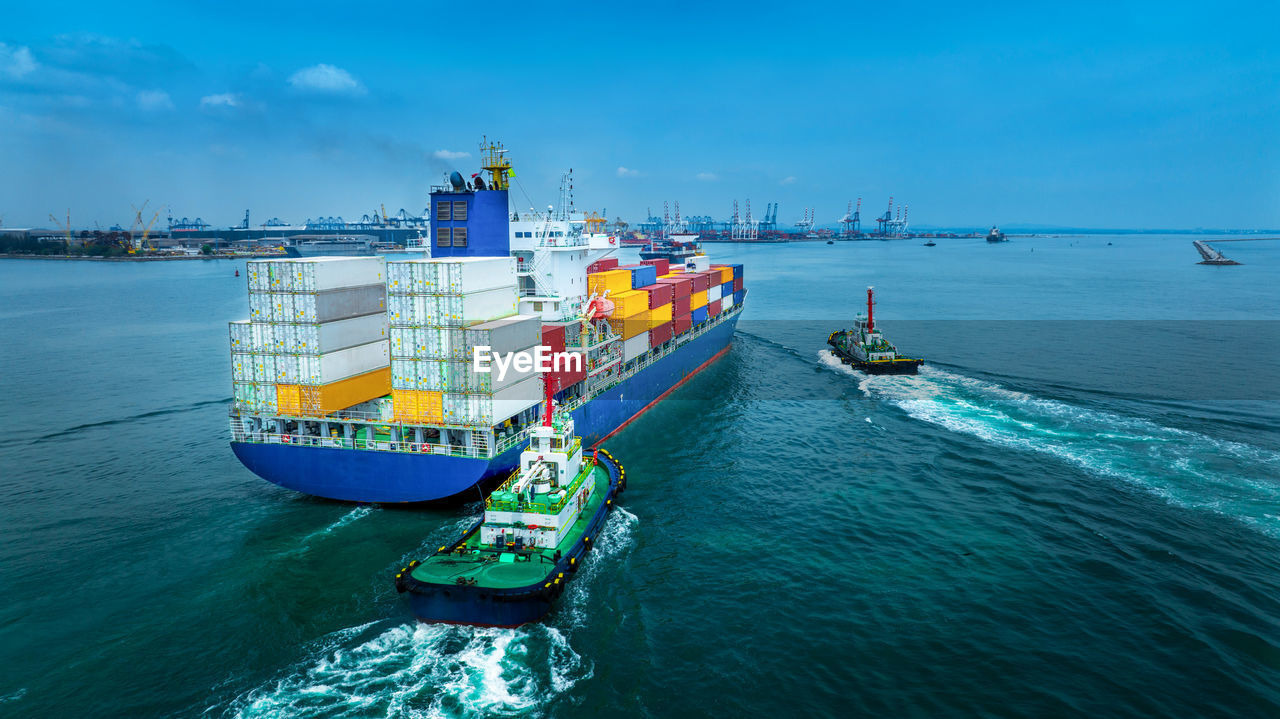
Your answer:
409,464 -> 611,589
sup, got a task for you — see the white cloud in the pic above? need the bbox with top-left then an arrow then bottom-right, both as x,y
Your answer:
617,166 -> 640,178
200,93 -> 239,108
780,176 -> 797,185
696,172 -> 718,182
136,89 -> 173,111
0,43 -> 38,78
433,149 -> 471,160
288,63 -> 363,94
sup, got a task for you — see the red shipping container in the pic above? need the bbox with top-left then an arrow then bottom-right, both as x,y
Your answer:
707,300 -> 722,317
648,321 -> 673,347
733,277 -> 743,293
673,313 -> 691,335
673,295 -> 690,316
640,258 -> 670,276
547,350 -> 587,390
587,258 -> 619,274
689,272 -> 711,293
656,276 -> 693,298
637,283 -> 674,308
541,323 -> 566,354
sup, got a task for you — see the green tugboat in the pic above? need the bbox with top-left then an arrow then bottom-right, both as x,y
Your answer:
395,380 -> 624,627
827,286 -> 923,375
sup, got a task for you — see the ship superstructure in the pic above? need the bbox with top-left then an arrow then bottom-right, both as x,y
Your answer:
228,141 -> 746,502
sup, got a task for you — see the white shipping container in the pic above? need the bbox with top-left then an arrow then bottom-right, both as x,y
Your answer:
249,257 -> 386,292
250,323 -> 273,353
622,332 -> 650,361
229,320 -> 250,351
434,256 -> 518,294
247,264 -> 269,292
721,296 -> 732,312
233,382 -> 258,412
292,285 -> 387,323
231,353 -> 251,381
707,284 -> 722,303
272,339 -> 389,386
387,260 -> 437,294
254,383 -> 277,414
248,292 -> 270,321
387,256 -> 516,295
251,354 -> 277,384
270,314 -> 388,355
441,374 -> 541,426
388,286 -> 518,327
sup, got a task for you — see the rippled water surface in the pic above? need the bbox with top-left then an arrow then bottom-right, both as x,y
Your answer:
1,235 -> 1279,717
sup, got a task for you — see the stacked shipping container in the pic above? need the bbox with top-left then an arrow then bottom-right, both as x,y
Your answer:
232,257 -> 390,416
386,257 -> 541,426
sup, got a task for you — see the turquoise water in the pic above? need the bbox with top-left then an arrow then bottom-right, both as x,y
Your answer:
1,235 -> 1279,717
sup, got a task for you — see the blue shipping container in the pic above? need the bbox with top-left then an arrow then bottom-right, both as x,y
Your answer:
629,264 -> 658,288
733,290 -> 744,305
729,263 -> 743,279
692,306 -> 709,324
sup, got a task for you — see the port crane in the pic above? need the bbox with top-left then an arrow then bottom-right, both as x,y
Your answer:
130,200 -> 163,252
48,209 -> 74,245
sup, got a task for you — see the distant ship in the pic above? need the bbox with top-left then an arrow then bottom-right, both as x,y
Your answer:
986,226 -> 1007,243
284,235 -> 376,257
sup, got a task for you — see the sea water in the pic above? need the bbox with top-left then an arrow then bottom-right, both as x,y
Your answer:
0,234 -> 1278,717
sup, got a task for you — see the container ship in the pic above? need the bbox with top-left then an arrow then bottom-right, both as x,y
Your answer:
227,142 -> 746,502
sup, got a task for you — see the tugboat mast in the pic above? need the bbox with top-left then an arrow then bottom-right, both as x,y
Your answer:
866,286 -> 875,332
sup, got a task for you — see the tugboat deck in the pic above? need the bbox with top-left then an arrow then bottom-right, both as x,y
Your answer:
408,464 -> 612,590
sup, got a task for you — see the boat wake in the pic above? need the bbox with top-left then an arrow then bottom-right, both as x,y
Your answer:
222,506 -> 637,717
818,351 -> 1280,537
223,621 -> 586,719
560,506 -> 639,627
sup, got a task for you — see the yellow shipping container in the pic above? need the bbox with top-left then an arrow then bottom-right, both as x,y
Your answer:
392,388 -> 444,423
714,266 -> 733,284
690,290 -> 708,310
588,269 -> 633,297
610,289 -> 649,317
608,315 -> 649,340
277,367 -> 392,417
647,303 -> 672,328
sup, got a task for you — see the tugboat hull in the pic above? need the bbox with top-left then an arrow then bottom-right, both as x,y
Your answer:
829,343 -> 922,375
396,451 -> 624,628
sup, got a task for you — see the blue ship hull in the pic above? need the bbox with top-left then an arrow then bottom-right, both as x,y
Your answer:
230,314 -> 739,502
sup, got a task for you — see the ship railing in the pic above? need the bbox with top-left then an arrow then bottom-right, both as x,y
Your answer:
230,429 -> 520,460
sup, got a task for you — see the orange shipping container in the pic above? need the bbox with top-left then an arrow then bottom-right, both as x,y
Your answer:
277,367 -> 392,417
610,289 -> 649,317
588,269 -> 633,297
646,304 -> 672,328
608,315 -> 649,340
690,290 -> 708,310
392,388 -> 444,423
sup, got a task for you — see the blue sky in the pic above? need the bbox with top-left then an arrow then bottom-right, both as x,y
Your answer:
2,1 -> 1277,230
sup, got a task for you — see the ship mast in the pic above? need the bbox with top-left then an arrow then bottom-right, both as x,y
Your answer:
543,375 -> 557,427
866,286 -> 875,332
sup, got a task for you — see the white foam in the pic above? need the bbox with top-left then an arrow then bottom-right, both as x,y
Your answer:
225,621 -> 588,718
820,351 -> 1280,537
